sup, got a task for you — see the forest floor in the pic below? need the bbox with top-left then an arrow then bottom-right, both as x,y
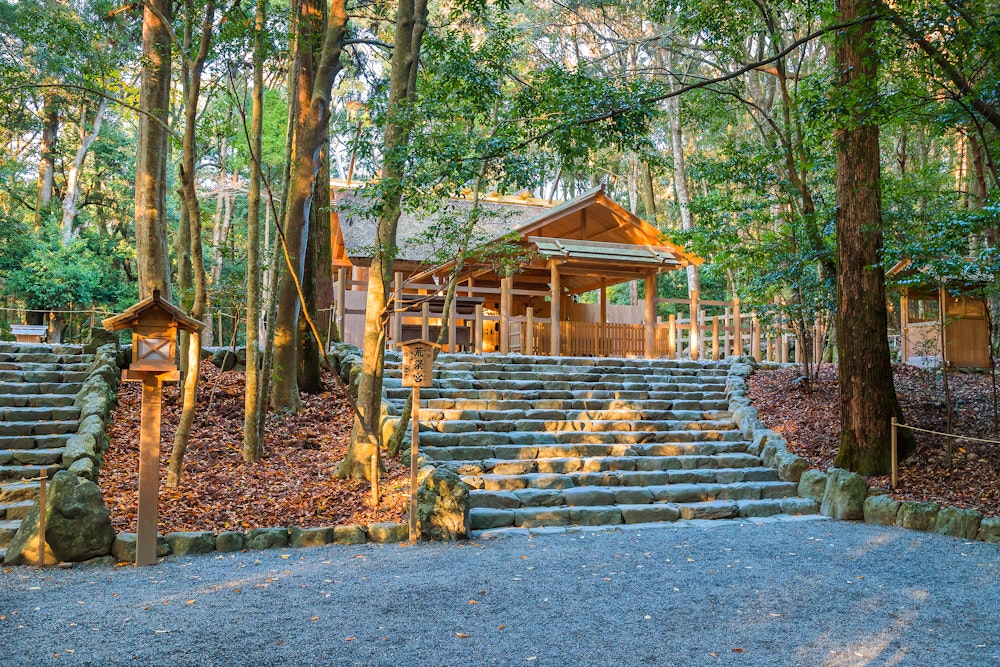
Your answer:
748,364 -> 1000,517
102,361 -> 408,534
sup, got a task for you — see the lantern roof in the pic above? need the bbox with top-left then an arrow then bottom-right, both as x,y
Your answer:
102,290 -> 203,333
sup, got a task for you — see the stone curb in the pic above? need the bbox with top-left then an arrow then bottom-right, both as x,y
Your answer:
103,521 -> 411,564
731,358 -> 1000,545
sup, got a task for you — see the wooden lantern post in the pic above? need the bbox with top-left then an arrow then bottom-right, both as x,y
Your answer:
102,290 -> 202,566
399,339 -> 439,544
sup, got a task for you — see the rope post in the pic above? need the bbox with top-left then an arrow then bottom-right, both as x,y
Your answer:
37,469 -> 47,568
409,384 -> 420,544
891,417 -> 898,490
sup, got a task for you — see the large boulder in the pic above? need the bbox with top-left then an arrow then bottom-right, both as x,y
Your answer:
4,471 -> 114,564
978,517 -> 1000,544
896,501 -> 939,532
797,469 -> 828,504
819,468 -> 868,520
417,466 -> 471,540
863,494 -> 901,526
210,347 -> 246,371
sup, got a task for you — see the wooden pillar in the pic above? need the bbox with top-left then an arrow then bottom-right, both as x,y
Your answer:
688,290 -> 700,360
712,316 -> 720,361
733,297 -> 742,357
751,315 -> 761,361
644,272 -> 656,359
900,289 -> 910,363
599,279 -> 607,357
500,277 -> 511,354
667,314 -> 676,358
392,271 -> 403,349
525,306 -> 535,356
336,267 -> 346,340
137,374 -> 163,567
421,301 -> 430,340
448,297 -> 457,353
474,304 -> 483,354
723,307 -> 731,357
549,261 -> 561,356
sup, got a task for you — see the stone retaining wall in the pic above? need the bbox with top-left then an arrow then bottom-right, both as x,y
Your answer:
728,357 -> 1000,545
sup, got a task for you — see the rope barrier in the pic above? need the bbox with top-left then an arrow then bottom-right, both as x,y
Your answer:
895,422 -> 1000,445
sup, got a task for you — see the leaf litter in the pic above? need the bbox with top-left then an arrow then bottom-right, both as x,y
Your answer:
102,361 -> 408,533
749,365 -> 1000,516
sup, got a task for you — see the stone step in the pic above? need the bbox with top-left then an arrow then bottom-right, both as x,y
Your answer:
0,406 -> 81,421
383,367 -> 731,381
413,416 -> 736,434
469,497 -> 819,530
0,480 -> 41,503
0,393 -> 77,408
0,448 -> 65,466
467,471 -> 796,495
0,361 -> 91,372
0,421 -> 80,437
0,370 -> 88,384
440,453 -> 768,476
420,398 -> 726,412
387,388 -> 728,405
385,353 -> 727,370
0,464 -> 63,481
416,428 -> 743,449
0,519 -> 20,548
0,434 -> 73,450
414,408 -> 730,424
0,381 -> 83,395
421,440 -> 749,462
0,499 -> 34,520
383,376 -> 728,391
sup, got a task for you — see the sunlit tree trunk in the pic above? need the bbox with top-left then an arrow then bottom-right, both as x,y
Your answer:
36,94 -> 58,226
61,98 -> 110,243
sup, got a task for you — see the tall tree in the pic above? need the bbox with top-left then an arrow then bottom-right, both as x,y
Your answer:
134,0 -> 173,299
832,0 -> 913,474
269,0 -> 349,411
338,0 -> 429,481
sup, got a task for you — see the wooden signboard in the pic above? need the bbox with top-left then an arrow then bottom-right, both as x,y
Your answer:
399,339 -> 440,543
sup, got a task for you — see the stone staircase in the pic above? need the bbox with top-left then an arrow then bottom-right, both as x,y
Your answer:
0,343 -> 93,554
383,353 -> 817,535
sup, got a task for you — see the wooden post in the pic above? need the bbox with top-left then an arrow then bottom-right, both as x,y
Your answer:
723,307 -> 731,358
409,385 -> 420,544
392,272 -> 403,350
474,304 -> 483,354
644,272 -> 656,359
336,267 -> 346,338
525,307 -> 534,356
667,314 -> 676,358
712,315 -> 720,361
599,280 -> 607,357
37,469 -> 47,567
900,289 -> 910,363
448,296 -> 457,353
136,374 -> 163,567
370,446 -> 379,506
751,316 -> 761,361
549,261 -> 561,356
689,290 -> 700,360
891,417 -> 898,490
733,297 -> 742,358
500,277 -> 511,354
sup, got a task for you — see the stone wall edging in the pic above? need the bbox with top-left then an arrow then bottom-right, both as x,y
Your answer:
726,358 -> 1000,545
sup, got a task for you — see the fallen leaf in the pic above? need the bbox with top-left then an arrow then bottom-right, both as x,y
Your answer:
456,633 -> 471,639
345,637 -> 355,641
185,600 -> 195,605
468,600 -> 478,605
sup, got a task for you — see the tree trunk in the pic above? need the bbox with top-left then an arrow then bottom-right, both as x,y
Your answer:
832,0 -> 913,475
36,94 -> 58,226
270,0 -> 348,412
62,98 -> 110,244
667,88 -> 700,296
243,0 -> 267,463
297,145 -> 325,393
134,0 -> 173,299
338,0 -> 429,481
167,0 -> 217,489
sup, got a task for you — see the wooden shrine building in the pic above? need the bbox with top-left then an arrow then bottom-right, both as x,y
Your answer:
329,180 -> 706,358
887,259 -> 991,369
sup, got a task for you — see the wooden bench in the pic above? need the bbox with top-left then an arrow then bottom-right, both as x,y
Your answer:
10,325 -> 48,343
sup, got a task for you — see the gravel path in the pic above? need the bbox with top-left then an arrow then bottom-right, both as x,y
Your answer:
1,517 -> 998,667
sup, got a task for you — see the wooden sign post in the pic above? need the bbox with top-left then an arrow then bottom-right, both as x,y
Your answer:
103,291 -> 202,566
399,339 -> 439,545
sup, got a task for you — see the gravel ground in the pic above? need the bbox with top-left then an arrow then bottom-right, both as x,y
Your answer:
1,517 -> 998,667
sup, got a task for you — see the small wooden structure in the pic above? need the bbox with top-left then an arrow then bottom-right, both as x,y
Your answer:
888,260 -> 991,369
10,324 -> 48,343
400,339 -> 440,543
102,290 -> 202,565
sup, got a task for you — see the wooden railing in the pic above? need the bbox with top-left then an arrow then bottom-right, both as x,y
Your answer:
332,269 -> 825,362
0,306 -> 110,345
